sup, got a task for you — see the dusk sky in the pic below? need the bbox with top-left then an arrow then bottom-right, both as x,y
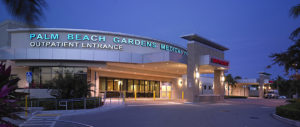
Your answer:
0,0 -> 299,79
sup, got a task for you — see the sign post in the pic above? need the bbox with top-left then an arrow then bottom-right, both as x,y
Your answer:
25,72 -> 32,117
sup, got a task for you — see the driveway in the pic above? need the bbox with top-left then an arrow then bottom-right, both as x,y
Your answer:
54,98 -> 292,127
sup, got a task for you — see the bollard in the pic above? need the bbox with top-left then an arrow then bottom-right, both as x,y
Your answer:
123,91 -> 126,102
84,98 -> 86,109
182,91 -> 184,100
169,91 -> 171,100
25,95 -> 28,117
153,91 -> 156,101
134,91 -> 137,101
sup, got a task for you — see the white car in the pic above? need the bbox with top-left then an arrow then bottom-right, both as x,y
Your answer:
278,96 -> 286,99
264,90 -> 279,99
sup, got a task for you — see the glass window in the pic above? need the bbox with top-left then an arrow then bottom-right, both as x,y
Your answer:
52,67 -> 62,79
63,67 -> 73,77
150,81 -> 155,92
122,79 -> 127,91
134,80 -> 139,92
145,81 -> 149,93
41,73 -> 52,85
114,79 -> 121,91
99,77 -> 106,92
29,67 -> 87,89
154,81 -> 160,97
140,80 -> 145,92
74,67 -> 87,74
128,80 -> 134,92
98,77 -> 160,98
107,78 -> 113,91
32,67 -> 40,88
41,67 -> 51,73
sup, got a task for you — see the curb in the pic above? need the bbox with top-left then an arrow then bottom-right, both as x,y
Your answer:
39,104 -> 125,116
272,113 -> 300,127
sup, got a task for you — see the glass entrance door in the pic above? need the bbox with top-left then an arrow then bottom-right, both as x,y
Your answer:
161,82 -> 171,98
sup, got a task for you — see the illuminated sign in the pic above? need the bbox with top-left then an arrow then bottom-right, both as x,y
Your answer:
29,33 -> 187,55
211,58 -> 229,66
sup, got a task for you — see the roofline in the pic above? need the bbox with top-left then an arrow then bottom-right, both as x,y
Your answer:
7,28 -> 187,51
181,33 -> 229,51
0,20 -> 39,28
259,72 -> 271,76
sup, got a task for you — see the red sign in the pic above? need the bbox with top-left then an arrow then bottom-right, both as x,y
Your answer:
211,58 -> 229,66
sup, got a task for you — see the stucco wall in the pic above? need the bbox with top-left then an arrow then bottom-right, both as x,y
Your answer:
0,28 -> 187,64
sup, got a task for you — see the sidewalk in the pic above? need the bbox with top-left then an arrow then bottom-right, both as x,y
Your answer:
35,98 -> 125,116
124,98 -> 187,106
225,98 -> 287,107
18,98 -> 125,127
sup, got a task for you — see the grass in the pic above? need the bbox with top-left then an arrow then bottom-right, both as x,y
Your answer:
276,99 -> 300,121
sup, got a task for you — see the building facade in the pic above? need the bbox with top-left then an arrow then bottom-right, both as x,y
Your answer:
0,21 -> 229,102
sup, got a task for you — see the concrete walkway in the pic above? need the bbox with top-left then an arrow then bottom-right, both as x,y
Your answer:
19,114 -> 60,127
225,98 -> 287,107
19,98 -> 125,127
55,99 -> 293,127
124,98 -> 186,105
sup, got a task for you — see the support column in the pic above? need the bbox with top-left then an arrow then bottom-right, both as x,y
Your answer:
258,72 -> 270,98
186,42 -> 200,102
186,66 -> 200,102
214,70 -> 225,98
258,74 -> 265,99
91,70 -> 99,97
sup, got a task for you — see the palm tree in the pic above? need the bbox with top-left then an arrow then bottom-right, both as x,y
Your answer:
270,41 -> 300,74
225,74 -> 236,96
225,74 -> 242,96
290,4 -> 300,40
47,74 -> 93,99
2,0 -> 47,25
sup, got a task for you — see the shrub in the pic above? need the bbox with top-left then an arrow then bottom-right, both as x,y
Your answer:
0,62 -> 25,126
41,98 -> 104,110
224,96 -> 248,99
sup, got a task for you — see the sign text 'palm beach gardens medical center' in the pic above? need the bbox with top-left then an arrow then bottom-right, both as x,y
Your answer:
29,33 -> 187,55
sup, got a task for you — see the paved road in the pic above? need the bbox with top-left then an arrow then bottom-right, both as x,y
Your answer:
54,100 -> 292,127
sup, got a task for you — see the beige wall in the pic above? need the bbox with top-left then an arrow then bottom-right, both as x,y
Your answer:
7,61 -> 29,88
227,85 -> 249,96
186,42 -> 225,102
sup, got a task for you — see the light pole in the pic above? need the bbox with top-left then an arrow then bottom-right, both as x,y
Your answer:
243,85 -> 246,96
227,83 -> 229,96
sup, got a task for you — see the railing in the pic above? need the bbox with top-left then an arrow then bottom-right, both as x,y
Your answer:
24,97 -> 104,110
236,79 -> 258,84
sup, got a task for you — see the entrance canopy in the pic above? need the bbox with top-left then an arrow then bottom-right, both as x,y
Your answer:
91,61 -> 187,82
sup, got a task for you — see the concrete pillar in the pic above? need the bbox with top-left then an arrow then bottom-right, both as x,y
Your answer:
213,70 -> 225,97
186,65 -> 199,102
186,42 -> 200,102
258,73 -> 270,98
258,75 -> 265,99
91,70 -> 99,97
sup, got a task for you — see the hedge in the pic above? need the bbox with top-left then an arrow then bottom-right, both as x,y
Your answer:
18,98 -> 104,110
224,96 -> 248,99
276,99 -> 300,121
42,99 -> 103,110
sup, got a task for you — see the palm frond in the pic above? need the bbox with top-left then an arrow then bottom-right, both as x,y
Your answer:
290,4 -> 300,18
2,0 -> 47,25
290,27 -> 300,40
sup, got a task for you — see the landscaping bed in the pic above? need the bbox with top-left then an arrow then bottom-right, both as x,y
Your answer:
19,97 -> 104,110
276,99 -> 300,121
224,96 -> 248,99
